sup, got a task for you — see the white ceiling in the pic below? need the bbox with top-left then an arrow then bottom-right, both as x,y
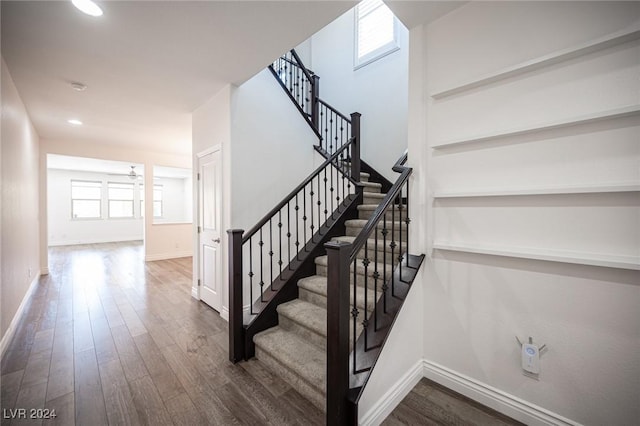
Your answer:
386,1 -> 466,30
1,0 -> 356,156
47,154 -> 192,178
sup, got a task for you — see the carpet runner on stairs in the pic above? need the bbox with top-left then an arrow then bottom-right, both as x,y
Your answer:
252,172 -> 404,411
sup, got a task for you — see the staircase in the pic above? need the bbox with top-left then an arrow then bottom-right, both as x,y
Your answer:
227,49 -> 424,425
252,172 -> 391,410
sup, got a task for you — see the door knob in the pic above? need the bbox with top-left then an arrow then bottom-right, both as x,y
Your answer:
213,238 -> 221,243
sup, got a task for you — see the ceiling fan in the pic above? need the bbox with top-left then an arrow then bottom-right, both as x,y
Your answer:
108,165 -> 142,180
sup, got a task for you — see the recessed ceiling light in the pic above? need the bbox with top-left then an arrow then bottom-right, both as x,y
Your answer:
67,119 -> 83,126
70,82 -> 87,91
71,0 -> 103,17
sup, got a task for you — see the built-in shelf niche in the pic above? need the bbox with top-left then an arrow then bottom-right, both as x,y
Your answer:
431,26 -> 640,99
431,105 -> 640,149
432,242 -> 640,271
433,183 -> 640,199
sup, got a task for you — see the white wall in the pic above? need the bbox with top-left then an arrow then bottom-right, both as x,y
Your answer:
229,69 -> 320,231
309,7 -> 409,181
192,67 -> 321,315
40,139 -> 193,266
403,2 -> 639,425
47,169 -> 144,246
1,58 -> 41,342
153,175 -> 192,224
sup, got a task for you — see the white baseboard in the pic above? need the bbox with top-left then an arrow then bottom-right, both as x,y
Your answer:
191,286 -> 199,300
48,237 -> 142,247
221,306 -> 229,322
41,267 -> 49,275
220,304 -> 252,322
0,271 -> 41,357
422,360 -> 581,426
359,360 -> 424,426
145,250 -> 193,261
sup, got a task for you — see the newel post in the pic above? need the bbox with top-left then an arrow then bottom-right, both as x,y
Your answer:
350,112 -> 361,183
228,229 -> 245,363
325,241 -> 352,425
311,74 -> 320,131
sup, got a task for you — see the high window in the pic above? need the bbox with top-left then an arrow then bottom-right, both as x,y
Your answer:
354,0 -> 398,69
107,182 -> 134,218
71,180 -> 102,219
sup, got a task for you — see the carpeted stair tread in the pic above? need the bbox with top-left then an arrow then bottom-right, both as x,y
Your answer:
297,275 -> 377,312
315,255 -> 393,280
361,181 -> 382,193
277,299 -> 326,337
253,327 -> 325,393
331,235 -> 407,254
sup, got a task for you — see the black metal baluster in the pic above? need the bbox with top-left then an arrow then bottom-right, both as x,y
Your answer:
287,202 -> 291,269
249,237 -> 254,315
398,192 -> 403,282
269,218 -> 274,288
406,180 -> 411,268
295,194 -> 300,260
382,214 -> 388,313
324,167 -> 328,222
303,184 -> 308,245
259,228 -> 265,302
317,176 -> 321,232
351,260 -> 358,374
278,210 -> 283,279
391,202 -> 396,297
363,240 -> 369,351
310,178 -> 315,239
330,156 -> 335,215
374,226 -> 379,331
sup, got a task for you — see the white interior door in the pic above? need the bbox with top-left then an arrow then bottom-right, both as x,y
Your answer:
198,149 -> 222,312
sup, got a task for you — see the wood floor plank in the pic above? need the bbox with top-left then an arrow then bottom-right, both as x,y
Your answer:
11,382 -> 47,426
73,348 -> 108,425
1,370 -> 24,412
45,329 -> 74,403
163,393 -> 208,426
128,375 -> 173,426
98,359 -> 141,426
133,333 -> 185,402
72,311 -> 94,354
42,391 -> 75,426
110,325 -> 149,382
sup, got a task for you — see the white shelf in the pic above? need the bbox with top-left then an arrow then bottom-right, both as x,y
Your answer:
431,105 -> 640,149
431,26 -> 640,99
433,183 -> 640,199
432,242 -> 640,271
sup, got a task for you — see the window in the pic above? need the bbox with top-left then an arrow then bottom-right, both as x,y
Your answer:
153,185 -> 163,218
354,0 -> 398,69
107,182 -> 134,218
71,180 -> 101,219
139,184 -> 144,218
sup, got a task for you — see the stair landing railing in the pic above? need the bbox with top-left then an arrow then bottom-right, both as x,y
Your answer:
269,50 -> 354,159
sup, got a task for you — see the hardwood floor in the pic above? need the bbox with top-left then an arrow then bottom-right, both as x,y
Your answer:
1,242 -> 324,425
382,378 -> 522,426
2,242 -> 521,425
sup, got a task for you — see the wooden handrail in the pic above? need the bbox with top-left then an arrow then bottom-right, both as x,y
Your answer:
318,98 -> 353,123
289,49 -> 315,81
